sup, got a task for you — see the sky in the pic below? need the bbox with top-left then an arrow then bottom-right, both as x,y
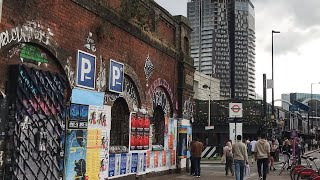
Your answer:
154,0 -> 320,104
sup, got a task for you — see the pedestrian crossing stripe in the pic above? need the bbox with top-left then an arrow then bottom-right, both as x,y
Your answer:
201,146 -> 217,158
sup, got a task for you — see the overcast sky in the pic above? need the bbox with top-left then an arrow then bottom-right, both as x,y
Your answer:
155,0 -> 320,103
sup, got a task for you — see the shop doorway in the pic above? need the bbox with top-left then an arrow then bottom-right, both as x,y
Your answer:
110,97 -> 130,147
5,64 -> 68,180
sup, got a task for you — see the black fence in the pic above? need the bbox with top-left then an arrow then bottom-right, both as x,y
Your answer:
194,100 -> 265,126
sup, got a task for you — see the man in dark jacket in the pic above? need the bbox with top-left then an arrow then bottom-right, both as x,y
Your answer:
190,138 -> 203,178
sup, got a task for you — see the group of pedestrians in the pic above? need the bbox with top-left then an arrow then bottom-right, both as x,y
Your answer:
222,133 -> 273,180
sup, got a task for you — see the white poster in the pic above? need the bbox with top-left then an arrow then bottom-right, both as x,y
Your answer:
229,123 -> 243,144
137,153 -> 145,174
115,154 -> 121,176
126,153 -> 132,174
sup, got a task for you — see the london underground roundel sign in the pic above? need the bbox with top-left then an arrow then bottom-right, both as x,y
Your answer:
229,103 -> 243,118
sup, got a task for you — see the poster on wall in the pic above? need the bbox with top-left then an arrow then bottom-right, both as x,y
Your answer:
170,150 -> 176,167
69,104 -> 89,129
154,151 -> 159,168
120,154 -> 127,175
131,153 -> 138,173
130,112 -> 150,150
162,150 -> 166,167
137,153 -> 145,174
86,105 -> 111,179
158,151 -> 163,167
65,130 -> 87,180
187,126 -> 192,158
146,151 -> 150,169
109,154 -> 115,177
126,153 -> 132,174
150,151 -> 154,169
79,105 -> 89,129
178,126 -> 187,159
99,130 -> 110,179
166,151 -> 171,168
115,154 -> 121,176
86,129 -> 101,179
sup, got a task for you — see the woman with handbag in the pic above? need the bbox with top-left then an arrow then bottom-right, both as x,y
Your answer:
223,141 -> 234,176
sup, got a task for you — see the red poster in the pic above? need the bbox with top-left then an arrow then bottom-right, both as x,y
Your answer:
170,150 -> 175,166
146,151 -> 150,168
130,113 -> 150,150
162,150 -> 166,167
164,116 -> 168,134
154,151 -> 159,168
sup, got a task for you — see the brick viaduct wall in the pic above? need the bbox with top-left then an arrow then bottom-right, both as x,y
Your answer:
0,0 -> 194,116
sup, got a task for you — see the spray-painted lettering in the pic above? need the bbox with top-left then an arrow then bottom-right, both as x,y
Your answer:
0,21 -> 54,50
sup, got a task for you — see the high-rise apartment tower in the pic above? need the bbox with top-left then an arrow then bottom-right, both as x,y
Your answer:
187,0 -> 255,99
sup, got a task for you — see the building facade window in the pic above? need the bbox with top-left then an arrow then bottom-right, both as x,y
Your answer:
152,105 -> 165,146
110,97 -> 130,147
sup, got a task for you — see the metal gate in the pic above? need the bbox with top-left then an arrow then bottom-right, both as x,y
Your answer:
5,65 -> 67,180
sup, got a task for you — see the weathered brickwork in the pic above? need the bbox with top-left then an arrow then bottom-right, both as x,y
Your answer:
0,0 -> 193,115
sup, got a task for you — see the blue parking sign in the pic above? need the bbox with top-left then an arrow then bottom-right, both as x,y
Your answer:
76,50 -> 96,89
109,59 -> 124,93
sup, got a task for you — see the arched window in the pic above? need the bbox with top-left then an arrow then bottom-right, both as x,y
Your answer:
111,97 -> 130,146
184,37 -> 190,55
152,105 -> 165,145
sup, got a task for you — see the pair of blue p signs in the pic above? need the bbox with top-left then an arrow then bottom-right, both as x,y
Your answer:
76,50 -> 124,93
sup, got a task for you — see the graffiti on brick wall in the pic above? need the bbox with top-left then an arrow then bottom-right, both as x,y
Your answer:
147,78 -> 173,112
8,44 -> 49,67
152,87 -> 170,115
105,76 -> 139,111
84,32 -> 96,53
6,65 -> 66,179
19,44 -> 48,66
182,97 -> 194,121
96,56 -> 106,92
8,43 -> 25,58
0,20 -> 55,49
64,56 -> 75,88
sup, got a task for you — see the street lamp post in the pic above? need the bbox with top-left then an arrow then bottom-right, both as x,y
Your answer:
203,84 -> 211,126
309,82 -> 320,135
272,30 -> 280,118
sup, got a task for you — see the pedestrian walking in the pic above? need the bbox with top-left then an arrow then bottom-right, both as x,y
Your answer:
223,141 -> 234,176
270,139 -> 278,171
254,133 -> 270,180
250,138 -> 257,163
232,135 -> 248,180
190,137 -> 203,178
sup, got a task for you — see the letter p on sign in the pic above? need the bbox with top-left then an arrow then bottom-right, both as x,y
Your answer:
112,66 -> 120,87
81,58 -> 92,81
109,59 -> 124,93
76,50 -> 96,89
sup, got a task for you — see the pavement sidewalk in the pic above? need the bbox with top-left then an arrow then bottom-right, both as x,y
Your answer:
146,167 -> 291,180
201,148 -> 320,164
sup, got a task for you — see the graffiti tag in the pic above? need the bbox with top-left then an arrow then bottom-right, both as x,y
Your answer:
0,20 -> 54,49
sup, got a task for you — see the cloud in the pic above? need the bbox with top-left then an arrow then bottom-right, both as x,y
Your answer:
252,0 -> 320,56
264,27 -> 320,56
154,0 -> 188,16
